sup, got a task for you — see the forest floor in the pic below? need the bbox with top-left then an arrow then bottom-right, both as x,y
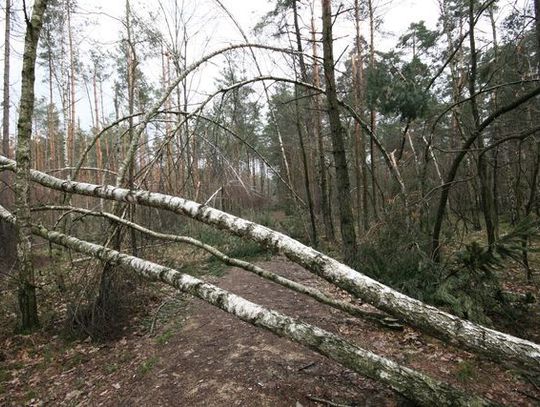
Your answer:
1,255 -> 540,406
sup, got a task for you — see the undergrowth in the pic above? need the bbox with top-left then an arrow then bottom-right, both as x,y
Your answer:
164,222 -> 271,278
357,208 -> 538,325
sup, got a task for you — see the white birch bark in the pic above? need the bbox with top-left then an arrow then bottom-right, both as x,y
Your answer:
1,155 -> 539,370
32,205 -> 400,329
13,0 -> 49,330
0,204 -> 494,406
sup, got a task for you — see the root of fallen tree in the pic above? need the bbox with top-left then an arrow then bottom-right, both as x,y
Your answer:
0,204 -> 494,406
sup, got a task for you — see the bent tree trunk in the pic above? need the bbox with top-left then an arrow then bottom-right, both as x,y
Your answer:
0,205 -> 493,406
1,158 -> 539,370
32,205 -> 400,329
431,85 -> 540,260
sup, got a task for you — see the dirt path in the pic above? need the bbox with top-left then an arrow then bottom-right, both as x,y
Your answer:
2,257 -> 539,406
96,258 -> 540,406
100,259 -> 398,407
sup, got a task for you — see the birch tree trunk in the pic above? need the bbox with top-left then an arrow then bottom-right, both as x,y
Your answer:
14,0 -> 49,331
2,158 -> 539,369
0,204 -> 494,406
32,204 -> 400,329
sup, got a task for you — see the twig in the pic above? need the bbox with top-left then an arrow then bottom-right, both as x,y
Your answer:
149,300 -> 170,336
204,187 -> 222,206
307,395 -> 353,407
298,361 -> 316,371
517,389 -> 540,402
525,374 -> 540,392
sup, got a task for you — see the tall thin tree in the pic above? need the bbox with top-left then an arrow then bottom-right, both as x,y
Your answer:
2,0 -> 9,158
353,0 -> 369,231
0,0 -> 15,261
367,0 -> 378,218
15,0 -> 49,330
292,0 -> 318,246
311,4 -> 335,241
321,0 -> 357,263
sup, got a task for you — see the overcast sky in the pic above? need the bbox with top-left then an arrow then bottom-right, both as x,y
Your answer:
57,0 -> 441,129
72,0 -> 442,59
0,0 -> 531,133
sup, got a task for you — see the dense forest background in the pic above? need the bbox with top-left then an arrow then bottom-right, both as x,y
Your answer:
1,0 -> 540,405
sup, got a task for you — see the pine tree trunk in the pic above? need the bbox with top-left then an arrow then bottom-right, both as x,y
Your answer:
536,0 -> 540,72
292,0 -> 318,247
353,0 -> 369,231
125,0 -> 138,256
0,0 -> 15,262
468,0 -> 497,247
311,9 -> 335,241
522,0 -> 540,281
1,0 -> 9,159
67,1 -> 76,170
368,0 -> 379,219
321,0 -> 357,264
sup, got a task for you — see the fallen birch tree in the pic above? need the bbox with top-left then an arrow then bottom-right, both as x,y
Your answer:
1,155 -> 539,370
0,204 -> 494,406
32,205 -> 401,329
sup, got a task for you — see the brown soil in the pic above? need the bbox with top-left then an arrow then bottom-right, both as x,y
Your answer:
1,257 -> 539,406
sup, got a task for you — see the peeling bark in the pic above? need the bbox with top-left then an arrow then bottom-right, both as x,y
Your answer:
14,0 -> 48,331
0,204 -> 494,406
1,157 -> 539,369
32,205 -> 400,329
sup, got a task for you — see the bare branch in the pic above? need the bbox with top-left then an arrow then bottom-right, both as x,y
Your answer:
32,204 -> 400,329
